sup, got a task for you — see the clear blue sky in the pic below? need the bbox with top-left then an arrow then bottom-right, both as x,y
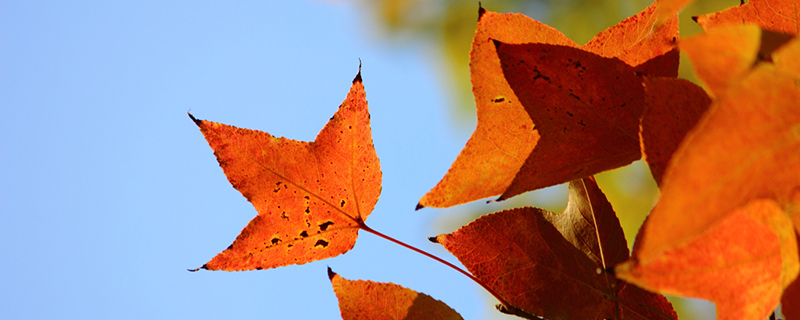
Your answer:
0,1 -> 527,319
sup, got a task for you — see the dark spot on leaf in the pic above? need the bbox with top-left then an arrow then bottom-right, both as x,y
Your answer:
305,206 -> 310,214
314,239 -> 329,248
532,68 -> 551,82
271,238 -> 281,245
300,231 -> 309,237
492,97 -> 505,103
319,221 -> 334,231
227,244 -> 233,250
256,267 -> 263,270
340,200 -> 346,207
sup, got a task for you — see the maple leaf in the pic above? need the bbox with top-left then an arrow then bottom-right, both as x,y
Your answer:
328,268 -> 463,320
418,1 -> 679,208
433,177 -> 676,320
639,77 -> 711,185
615,27 -> 800,319
680,22 -> 797,97
679,25 -> 763,97
491,42 -> 673,201
189,69 -> 381,271
694,0 -> 800,35
618,200 -> 799,320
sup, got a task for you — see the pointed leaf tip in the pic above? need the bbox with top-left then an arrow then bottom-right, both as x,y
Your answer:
327,266 -> 336,280
415,203 -> 424,211
187,264 -> 207,272
188,112 -> 201,126
353,61 -> 362,84
477,2 -> 486,21
428,236 -> 439,243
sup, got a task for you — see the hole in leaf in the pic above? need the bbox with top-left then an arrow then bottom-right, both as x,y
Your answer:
314,239 -> 329,248
319,221 -> 334,231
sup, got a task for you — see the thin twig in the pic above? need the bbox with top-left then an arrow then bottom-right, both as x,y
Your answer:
357,221 -> 515,312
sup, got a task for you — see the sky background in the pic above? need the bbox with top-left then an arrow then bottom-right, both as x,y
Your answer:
1,1 -> 719,319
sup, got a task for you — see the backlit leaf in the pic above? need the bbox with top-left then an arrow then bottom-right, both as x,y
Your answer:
328,268 -> 463,320
435,178 -> 676,319
616,27 -> 800,319
419,1 -> 679,208
632,29 -> 800,268
617,200 -> 799,320
493,42 -> 651,201
190,70 -> 381,271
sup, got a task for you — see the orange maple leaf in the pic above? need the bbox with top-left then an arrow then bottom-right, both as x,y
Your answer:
189,69 -> 381,271
328,268 -> 463,320
418,1 -> 679,208
616,26 -> 800,319
434,178 -> 676,319
618,200 -> 798,320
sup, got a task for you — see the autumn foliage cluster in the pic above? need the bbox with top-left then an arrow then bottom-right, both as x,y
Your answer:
188,0 -> 800,319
